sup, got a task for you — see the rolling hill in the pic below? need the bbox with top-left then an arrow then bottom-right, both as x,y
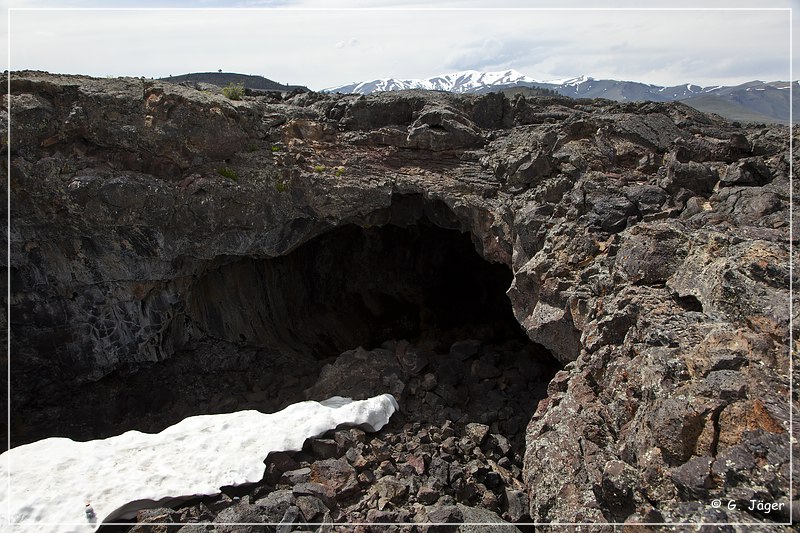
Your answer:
161,72 -> 308,93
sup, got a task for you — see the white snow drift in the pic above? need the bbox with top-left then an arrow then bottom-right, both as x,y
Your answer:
1,394 -> 398,532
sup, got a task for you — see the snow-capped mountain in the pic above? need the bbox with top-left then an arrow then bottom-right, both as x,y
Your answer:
324,69 -> 710,100
324,69 -> 581,95
323,70 -> 797,124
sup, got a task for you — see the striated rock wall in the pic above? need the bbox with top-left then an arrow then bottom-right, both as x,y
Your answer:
7,71 -> 796,526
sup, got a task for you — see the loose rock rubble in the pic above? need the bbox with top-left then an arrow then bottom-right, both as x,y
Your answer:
121,422 -> 529,533
105,337 -> 555,532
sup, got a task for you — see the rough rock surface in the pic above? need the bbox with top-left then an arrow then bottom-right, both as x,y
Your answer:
6,71 -> 797,528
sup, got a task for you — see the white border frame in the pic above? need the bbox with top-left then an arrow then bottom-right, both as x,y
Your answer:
4,5 -> 794,529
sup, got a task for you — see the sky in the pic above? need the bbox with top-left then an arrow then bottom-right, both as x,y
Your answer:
0,0 -> 797,90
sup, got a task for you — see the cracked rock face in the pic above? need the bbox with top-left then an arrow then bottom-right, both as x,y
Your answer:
6,71 -> 796,527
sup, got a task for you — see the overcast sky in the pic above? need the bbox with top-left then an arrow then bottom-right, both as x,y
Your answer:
1,0 -> 797,90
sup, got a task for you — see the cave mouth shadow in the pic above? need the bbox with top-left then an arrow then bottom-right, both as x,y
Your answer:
12,202 -> 563,448
186,221 -> 531,359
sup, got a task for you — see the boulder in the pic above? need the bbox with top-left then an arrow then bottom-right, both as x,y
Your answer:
309,458 -> 361,499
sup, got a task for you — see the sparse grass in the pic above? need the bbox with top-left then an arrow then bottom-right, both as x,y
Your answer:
217,167 -> 239,181
334,166 -> 346,177
247,143 -> 259,152
313,164 -> 326,173
222,82 -> 244,100
275,180 -> 288,192
271,145 -> 282,152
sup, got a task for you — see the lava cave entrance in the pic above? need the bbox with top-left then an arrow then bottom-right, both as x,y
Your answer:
15,209 -> 562,451
187,222 -> 528,357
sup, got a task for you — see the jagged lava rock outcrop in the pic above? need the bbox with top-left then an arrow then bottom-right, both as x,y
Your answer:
6,71 -> 797,527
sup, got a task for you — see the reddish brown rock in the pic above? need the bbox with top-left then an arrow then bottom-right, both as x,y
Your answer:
309,458 -> 360,499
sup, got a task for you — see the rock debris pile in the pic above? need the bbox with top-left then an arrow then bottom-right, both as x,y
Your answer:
107,336 -> 556,532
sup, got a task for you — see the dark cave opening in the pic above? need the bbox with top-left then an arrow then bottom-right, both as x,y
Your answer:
13,206 -> 562,454
185,222 -> 529,358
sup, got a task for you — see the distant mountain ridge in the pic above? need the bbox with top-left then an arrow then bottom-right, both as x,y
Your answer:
324,70 -> 797,124
161,72 -> 309,93
326,69 -> 585,94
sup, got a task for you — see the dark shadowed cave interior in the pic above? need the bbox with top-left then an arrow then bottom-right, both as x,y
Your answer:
187,222 -> 527,359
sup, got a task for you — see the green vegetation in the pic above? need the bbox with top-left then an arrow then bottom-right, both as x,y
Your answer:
222,82 -> 245,100
271,145 -> 282,152
309,164 -> 345,175
275,180 -> 288,192
217,166 -> 239,181
247,143 -> 259,152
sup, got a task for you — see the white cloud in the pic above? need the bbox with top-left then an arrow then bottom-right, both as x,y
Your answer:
336,37 -> 360,49
2,2 -> 797,91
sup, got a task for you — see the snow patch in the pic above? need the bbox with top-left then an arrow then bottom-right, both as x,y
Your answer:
543,75 -> 589,86
1,394 -> 399,532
